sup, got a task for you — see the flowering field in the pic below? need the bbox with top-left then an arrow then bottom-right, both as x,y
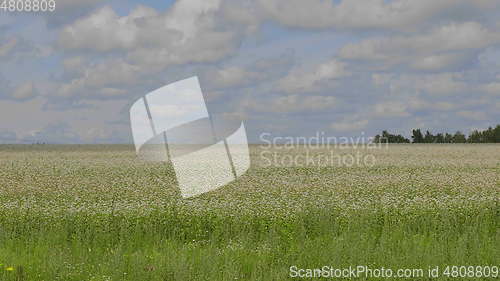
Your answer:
0,144 -> 498,280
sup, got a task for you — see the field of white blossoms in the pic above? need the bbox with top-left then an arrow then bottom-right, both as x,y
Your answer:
0,144 -> 498,280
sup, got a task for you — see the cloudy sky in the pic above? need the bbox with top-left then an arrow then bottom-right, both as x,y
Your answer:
1,0 -> 499,144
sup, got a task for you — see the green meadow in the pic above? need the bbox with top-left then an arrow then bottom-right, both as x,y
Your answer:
0,144 -> 498,280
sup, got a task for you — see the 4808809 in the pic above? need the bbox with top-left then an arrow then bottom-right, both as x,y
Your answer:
0,0 -> 56,12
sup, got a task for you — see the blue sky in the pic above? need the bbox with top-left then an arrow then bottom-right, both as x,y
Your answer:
0,0 -> 499,144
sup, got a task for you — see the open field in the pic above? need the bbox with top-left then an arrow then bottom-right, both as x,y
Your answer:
0,144 -> 498,280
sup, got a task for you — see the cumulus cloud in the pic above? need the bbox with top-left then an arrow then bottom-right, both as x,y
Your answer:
341,22 -> 500,59
2,0 -> 500,143
276,59 -> 350,93
12,82 -> 37,100
371,73 -> 394,87
457,110 -> 488,121
0,36 -> 51,61
0,76 -> 36,101
256,0 -> 497,30
201,52 -> 295,91
58,1 -> 240,67
407,98 -> 456,112
339,22 -> 500,71
55,58 -> 142,99
58,6 -> 158,51
20,122 -> 81,144
53,0 -> 251,101
409,52 -> 475,71
244,94 -> 338,114
373,101 -> 410,118
17,120 -> 127,144
331,118 -> 368,132
44,0 -> 106,26
482,82 -> 500,95
379,72 -> 468,96
203,66 -> 265,89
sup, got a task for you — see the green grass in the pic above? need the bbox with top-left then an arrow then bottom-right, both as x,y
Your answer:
0,144 -> 498,280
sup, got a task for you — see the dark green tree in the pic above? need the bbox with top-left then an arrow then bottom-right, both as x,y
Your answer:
374,130 -> 410,143
423,130 -> 435,143
467,130 -> 483,143
444,133 -> 453,143
374,124 -> 500,144
494,125 -> 500,142
435,133 -> 445,143
452,131 -> 466,143
411,129 -> 424,143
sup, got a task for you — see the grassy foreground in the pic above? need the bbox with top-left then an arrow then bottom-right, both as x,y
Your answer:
0,144 -> 498,280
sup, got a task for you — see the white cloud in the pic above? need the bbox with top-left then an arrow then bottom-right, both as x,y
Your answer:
410,52 -> 472,71
0,97 -> 131,143
3,0 -> 500,144
58,1 -> 239,67
384,73 -> 467,96
412,73 -> 467,95
54,1 -> 247,99
245,94 -> 338,113
58,6 -> 158,51
339,22 -> 500,70
331,118 -> 368,131
257,0 -> 497,30
373,101 -> 410,117
276,59 -> 350,93
205,66 -> 261,89
482,82 -> 500,95
372,73 -> 394,87
22,122 -> 81,144
98,88 -> 128,97
457,110 -> 487,121
407,98 -> 456,111
0,36 -> 51,60
12,82 -> 37,100
220,0 -> 262,33
55,59 -> 141,99
62,56 -> 86,77
342,21 -> 499,58
44,0 -> 106,26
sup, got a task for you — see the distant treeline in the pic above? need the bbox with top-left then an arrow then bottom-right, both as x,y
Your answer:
373,125 -> 500,143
